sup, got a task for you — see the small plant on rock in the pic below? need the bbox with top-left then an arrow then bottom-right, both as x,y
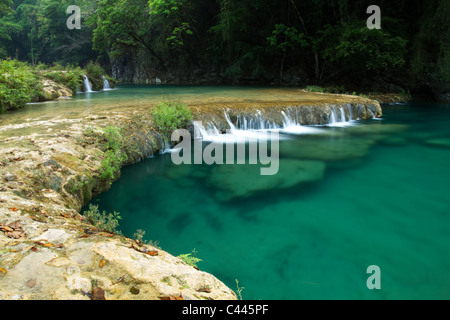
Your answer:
82,204 -> 121,233
150,100 -> 192,139
178,248 -> 202,269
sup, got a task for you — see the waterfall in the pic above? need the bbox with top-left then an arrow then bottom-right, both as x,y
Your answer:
83,75 -> 93,93
327,105 -> 356,127
228,110 -> 279,131
193,121 -> 221,140
329,106 -> 338,124
281,111 -> 323,134
102,76 -> 112,90
367,109 -> 376,119
340,106 -> 347,122
193,102 -> 377,141
346,104 -> 353,121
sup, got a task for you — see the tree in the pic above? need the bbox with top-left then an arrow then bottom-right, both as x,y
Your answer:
93,0 -> 165,65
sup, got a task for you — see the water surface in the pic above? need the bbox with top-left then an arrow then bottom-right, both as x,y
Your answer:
86,99 -> 450,300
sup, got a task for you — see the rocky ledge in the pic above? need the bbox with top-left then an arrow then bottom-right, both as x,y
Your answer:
0,90 -> 383,300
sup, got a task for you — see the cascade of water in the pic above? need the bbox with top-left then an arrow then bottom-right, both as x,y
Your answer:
281,110 -> 323,134
224,112 -> 237,131
329,106 -> 338,124
367,109 -> 376,119
327,105 -> 357,127
102,76 -> 111,90
340,106 -> 347,122
193,122 -> 221,140
83,75 -> 93,92
234,111 -> 279,131
346,104 -> 353,121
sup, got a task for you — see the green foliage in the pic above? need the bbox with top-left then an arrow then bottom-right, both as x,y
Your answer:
42,65 -> 84,93
82,204 -> 122,233
305,85 -> 325,93
178,249 -> 202,268
1,0 -> 449,93
150,100 -> 192,138
0,59 -> 42,113
317,22 -> 408,75
132,229 -> 160,247
148,0 -> 184,16
99,126 -> 128,181
267,24 -> 308,53
0,0 -> 12,15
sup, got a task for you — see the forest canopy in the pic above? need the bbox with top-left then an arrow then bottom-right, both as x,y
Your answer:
0,0 -> 449,93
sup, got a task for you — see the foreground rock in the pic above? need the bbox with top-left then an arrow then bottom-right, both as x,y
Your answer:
0,112 -> 236,300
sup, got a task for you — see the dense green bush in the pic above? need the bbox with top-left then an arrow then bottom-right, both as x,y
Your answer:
99,126 -> 128,181
150,100 -> 193,138
0,59 -> 42,113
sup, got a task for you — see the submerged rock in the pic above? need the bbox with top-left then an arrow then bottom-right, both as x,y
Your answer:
424,138 -> 450,149
207,160 -> 326,202
279,137 -> 375,162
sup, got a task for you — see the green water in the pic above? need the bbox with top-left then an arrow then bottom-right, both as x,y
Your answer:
87,101 -> 450,300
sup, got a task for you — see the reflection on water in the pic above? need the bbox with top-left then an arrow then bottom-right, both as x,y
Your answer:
87,101 -> 450,299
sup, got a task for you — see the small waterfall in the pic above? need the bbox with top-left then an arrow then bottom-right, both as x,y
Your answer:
193,121 -> 221,140
102,76 -> 112,90
367,109 -> 376,119
346,104 -> 353,121
224,112 -> 237,131
281,110 -> 323,134
83,75 -> 93,93
234,111 -> 279,131
327,105 -> 356,127
340,106 -> 347,122
329,106 -> 338,124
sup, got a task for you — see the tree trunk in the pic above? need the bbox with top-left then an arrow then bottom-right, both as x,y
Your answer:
314,52 -> 320,79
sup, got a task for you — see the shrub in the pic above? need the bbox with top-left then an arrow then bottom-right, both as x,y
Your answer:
150,100 -> 193,138
0,59 -> 42,113
99,126 -> 128,181
305,85 -> 325,93
43,64 -> 85,93
82,204 -> 121,233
